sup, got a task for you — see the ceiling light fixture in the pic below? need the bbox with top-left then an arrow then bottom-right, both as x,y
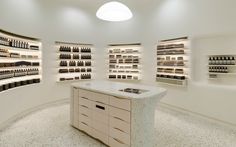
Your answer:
96,1 -> 133,22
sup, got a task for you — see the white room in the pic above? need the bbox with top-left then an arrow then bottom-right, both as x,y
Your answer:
0,0 -> 236,146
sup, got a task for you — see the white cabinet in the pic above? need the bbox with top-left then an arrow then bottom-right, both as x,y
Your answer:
72,88 -> 131,147
70,87 -> 79,129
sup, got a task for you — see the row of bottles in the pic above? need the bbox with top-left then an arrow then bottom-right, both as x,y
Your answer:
156,74 -> 186,80
0,36 -> 10,46
0,48 -> 39,59
157,50 -> 184,55
209,56 -> 235,65
59,54 -> 91,59
209,67 -> 228,73
0,61 -> 40,68
0,78 -> 40,92
157,43 -> 185,50
108,74 -> 139,80
59,46 -> 91,53
59,68 -> 92,73
10,40 -> 29,49
0,36 -> 40,50
59,61 -> 91,67
0,69 -> 39,80
59,74 -> 91,81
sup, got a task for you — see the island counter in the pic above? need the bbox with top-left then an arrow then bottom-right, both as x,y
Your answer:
70,81 -> 167,147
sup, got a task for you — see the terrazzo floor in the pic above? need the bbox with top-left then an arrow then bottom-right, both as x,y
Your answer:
0,104 -> 236,147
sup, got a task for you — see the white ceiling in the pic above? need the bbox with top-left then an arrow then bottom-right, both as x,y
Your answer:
43,0 -> 161,13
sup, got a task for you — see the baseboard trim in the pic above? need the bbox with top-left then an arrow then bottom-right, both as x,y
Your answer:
159,102 -> 236,130
0,98 -> 69,131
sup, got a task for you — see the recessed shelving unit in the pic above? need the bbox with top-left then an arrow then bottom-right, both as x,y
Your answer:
208,55 -> 236,79
156,37 -> 189,86
0,29 -> 42,92
108,43 -> 141,81
56,41 -> 93,82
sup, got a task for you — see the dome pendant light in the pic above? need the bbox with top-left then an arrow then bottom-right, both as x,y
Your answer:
96,1 -> 133,22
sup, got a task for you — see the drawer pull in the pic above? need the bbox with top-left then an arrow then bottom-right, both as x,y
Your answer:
81,105 -> 88,108
114,96 -> 125,99
95,101 -> 105,104
81,97 -> 88,99
81,113 -> 88,117
113,138 -> 125,144
114,127 -> 125,133
96,105 -> 105,110
81,122 -> 88,126
113,116 -> 125,122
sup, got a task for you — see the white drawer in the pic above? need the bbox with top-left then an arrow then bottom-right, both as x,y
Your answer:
79,97 -> 92,109
79,89 -> 92,99
79,122 -> 92,136
92,121 -> 109,135
109,116 -> 130,134
92,101 -> 109,115
110,127 -> 130,146
91,91 -> 110,105
92,111 -> 109,124
109,106 -> 130,123
79,105 -> 92,118
79,114 -> 91,126
92,128 -> 109,145
109,137 -> 130,147
110,96 -> 131,111
79,89 -> 109,104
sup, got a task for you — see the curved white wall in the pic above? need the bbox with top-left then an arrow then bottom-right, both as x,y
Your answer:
0,0 -> 236,126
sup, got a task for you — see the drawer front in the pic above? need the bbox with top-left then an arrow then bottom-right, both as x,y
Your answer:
79,89 -> 109,104
110,127 -> 130,146
92,101 -> 109,115
79,97 -> 92,109
90,91 -> 109,105
109,137 -> 130,147
92,121 -> 109,135
79,89 -> 93,99
92,111 -> 109,124
110,96 -> 131,111
79,114 -> 91,126
79,122 -> 92,136
79,105 -> 92,118
92,128 -> 109,145
109,106 -> 130,123
109,116 -> 130,134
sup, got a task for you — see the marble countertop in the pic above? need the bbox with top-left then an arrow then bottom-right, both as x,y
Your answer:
72,80 -> 167,99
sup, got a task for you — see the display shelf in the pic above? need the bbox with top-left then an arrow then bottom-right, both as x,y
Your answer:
156,77 -> 187,86
56,41 -> 94,82
0,45 -> 40,53
208,55 -> 236,79
0,29 -> 42,92
157,65 -> 187,69
156,72 -> 187,77
156,37 -> 189,86
208,73 -> 236,75
107,43 -> 142,81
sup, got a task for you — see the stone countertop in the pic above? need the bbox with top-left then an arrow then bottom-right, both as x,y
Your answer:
71,80 -> 167,99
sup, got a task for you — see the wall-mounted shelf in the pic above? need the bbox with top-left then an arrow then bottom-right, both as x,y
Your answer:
156,37 -> 189,86
208,55 -> 236,79
108,43 -> 142,81
56,42 -> 94,82
0,29 -> 42,92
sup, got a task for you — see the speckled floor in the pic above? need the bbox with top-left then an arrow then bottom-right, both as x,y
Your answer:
0,104 -> 236,147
